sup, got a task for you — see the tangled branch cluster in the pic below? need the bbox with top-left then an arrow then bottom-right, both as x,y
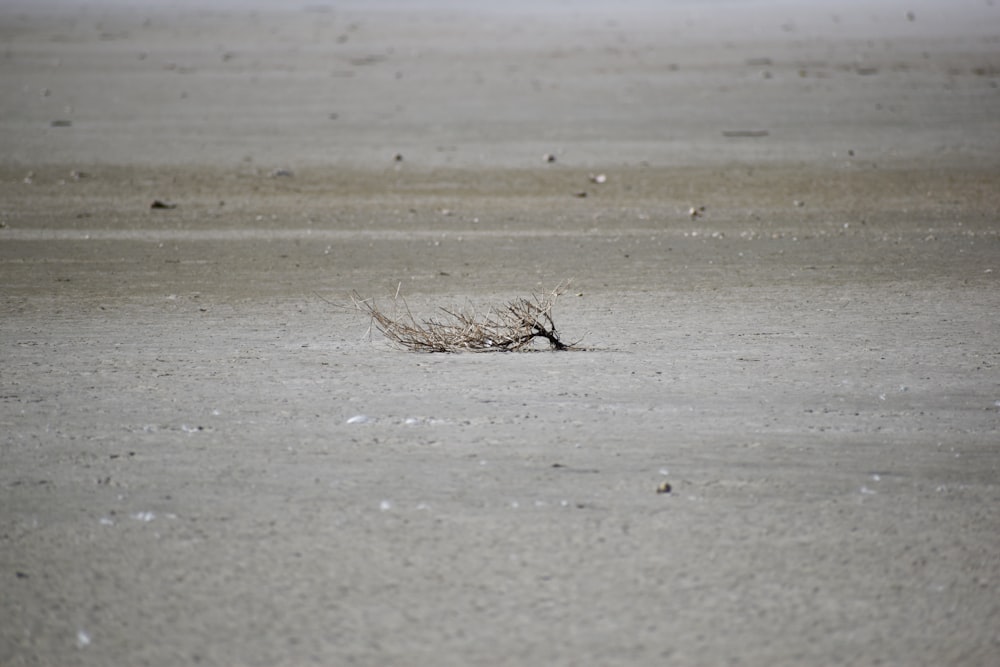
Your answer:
353,284 -> 578,353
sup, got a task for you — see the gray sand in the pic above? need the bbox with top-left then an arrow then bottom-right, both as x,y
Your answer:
1,1 -> 998,665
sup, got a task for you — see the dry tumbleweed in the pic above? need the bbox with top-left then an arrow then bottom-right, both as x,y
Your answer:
353,283 -> 579,352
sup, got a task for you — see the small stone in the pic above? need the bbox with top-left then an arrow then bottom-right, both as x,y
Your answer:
656,481 -> 672,494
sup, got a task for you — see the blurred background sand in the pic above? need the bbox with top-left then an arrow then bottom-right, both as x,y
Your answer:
2,0 -> 998,169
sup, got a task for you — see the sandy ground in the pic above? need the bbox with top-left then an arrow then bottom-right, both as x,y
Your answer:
2,1 -> 999,665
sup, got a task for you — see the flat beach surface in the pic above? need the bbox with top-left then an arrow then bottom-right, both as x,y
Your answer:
1,1 -> 999,665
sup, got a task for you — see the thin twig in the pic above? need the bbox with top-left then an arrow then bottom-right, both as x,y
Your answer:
351,282 -> 579,352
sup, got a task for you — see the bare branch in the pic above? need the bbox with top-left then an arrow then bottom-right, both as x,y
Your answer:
351,282 -> 579,352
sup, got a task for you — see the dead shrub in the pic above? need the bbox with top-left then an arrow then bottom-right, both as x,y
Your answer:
353,283 -> 579,352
